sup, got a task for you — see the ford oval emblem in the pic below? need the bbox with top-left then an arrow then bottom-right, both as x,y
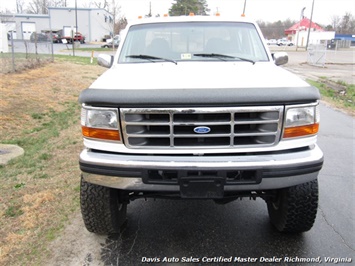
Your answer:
194,126 -> 211,134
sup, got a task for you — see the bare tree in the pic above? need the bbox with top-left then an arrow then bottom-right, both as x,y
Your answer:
91,0 -> 110,9
27,0 -> 47,14
109,0 -> 122,35
16,0 -> 26,13
339,12 -> 354,34
27,0 -> 67,14
93,0 -> 123,35
258,19 -> 296,39
116,16 -> 127,33
328,13 -> 355,34
330,15 -> 341,31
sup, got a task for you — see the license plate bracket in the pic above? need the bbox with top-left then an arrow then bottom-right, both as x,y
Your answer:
179,176 -> 225,199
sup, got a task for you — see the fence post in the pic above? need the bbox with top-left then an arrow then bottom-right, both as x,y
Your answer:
10,31 -> 15,72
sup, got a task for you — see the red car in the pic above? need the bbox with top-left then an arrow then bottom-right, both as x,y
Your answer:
73,32 -> 85,44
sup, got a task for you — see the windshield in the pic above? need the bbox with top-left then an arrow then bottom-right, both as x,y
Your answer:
118,22 -> 269,63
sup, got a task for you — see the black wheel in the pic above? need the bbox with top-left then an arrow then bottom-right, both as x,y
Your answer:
80,175 -> 127,234
267,179 -> 318,233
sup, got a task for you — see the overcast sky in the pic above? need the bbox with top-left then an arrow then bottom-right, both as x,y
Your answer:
1,0 -> 354,25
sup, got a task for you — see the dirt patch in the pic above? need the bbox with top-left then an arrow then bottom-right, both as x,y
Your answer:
44,212 -> 106,266
0,60 -> 105,266
319,79 -> 347,94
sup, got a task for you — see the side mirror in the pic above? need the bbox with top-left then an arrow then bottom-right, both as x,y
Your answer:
273,52 -> 288,66
97,54 -> 114,68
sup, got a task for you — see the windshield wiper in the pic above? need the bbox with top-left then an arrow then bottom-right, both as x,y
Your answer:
193,53 -> 255,64
126,54 -> 177,65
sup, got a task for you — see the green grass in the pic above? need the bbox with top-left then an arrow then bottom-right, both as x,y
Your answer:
2,102 -> 79,179
75,47 -> 113,52
0,100 -> 81,264
307,78 -> 354,112
54,54 -> 98,65
5,205 -> 24,218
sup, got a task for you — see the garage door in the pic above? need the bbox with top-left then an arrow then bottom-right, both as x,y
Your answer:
6,22 -> 17,39
22,22 -> 36,40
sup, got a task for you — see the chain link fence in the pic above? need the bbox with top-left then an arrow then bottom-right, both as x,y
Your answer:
307,44 -> 327,67
1,35 -> 54,73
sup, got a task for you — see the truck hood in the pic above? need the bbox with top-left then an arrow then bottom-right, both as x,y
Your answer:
80,61 -> 320,107
90,61 -> 308,90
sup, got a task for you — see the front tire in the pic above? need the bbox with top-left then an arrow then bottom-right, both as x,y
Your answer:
267,179 -> 318,233
80,175 -> 127,234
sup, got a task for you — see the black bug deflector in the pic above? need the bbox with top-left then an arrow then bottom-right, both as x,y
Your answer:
79,86 -> 320,107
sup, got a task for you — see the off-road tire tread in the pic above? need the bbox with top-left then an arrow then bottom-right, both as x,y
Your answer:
80,176 -> 127,234
267,179 -> 318,233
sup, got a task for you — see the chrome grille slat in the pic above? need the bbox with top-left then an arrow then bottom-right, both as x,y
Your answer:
174,122 -> 231,125
234,120 -> 279,124
121,106 -> 283,149
173,134 -> 231,137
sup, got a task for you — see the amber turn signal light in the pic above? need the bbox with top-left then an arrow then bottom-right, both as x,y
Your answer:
283,124 -> 319,138
82,126 -> 121,141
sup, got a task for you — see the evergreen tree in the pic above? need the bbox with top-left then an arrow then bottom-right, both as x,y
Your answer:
169,0 -> 209,16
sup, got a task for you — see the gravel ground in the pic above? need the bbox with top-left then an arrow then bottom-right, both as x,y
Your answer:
273,47 -> 355,85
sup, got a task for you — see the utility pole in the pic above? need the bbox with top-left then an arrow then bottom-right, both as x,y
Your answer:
148,1 -> 152,17
75,0 -> 78,33
72,0 -> 78,56
306,0 -> 315,50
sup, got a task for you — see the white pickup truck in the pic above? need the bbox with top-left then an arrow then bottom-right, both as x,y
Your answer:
79,15 -> 323,234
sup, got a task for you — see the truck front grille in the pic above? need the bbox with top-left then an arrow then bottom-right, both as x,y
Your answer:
120,107 -> 283,149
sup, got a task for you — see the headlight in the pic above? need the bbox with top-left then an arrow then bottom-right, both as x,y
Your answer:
283,103 -> 320,138
81,105 -> 121,141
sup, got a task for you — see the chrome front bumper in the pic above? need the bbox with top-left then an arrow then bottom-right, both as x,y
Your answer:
80,145 -> 323,192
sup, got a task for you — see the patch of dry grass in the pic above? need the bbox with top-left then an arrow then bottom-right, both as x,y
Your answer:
0,60 -> 105,265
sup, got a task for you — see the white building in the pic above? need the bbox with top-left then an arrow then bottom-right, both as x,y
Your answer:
0,23 -> 9,52
1,13 -> 49,40
0,7 -> 113,42
48,7 -> 113,42
284,17 -> 335,47
296,31 -> 335,47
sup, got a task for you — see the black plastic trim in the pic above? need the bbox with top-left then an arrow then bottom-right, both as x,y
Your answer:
262,161 -> 323,178
79,87 -> 320,107
80,159 -> 323,183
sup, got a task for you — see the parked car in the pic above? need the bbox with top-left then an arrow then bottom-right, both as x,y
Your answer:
277,39 -> 294,46
101,40 -> 119,48
57,30 -> 85,44
102,35 -> 120,48
266,39 -> 277,45
327,39 -> 337,49
46,33 -> 60,43
30,32 -> 49,42
73,32 -> 85,43
105,34 -> 120,43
